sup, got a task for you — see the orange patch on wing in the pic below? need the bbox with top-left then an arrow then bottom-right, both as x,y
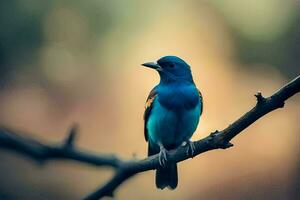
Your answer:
145,94 -> 157,109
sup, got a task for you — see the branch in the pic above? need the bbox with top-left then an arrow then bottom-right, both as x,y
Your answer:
84,75 -> 300,200
0,75 -> 299,200
0,125 -> 122,168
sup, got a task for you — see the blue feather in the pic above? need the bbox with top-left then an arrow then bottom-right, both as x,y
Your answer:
147,83 -> 201,149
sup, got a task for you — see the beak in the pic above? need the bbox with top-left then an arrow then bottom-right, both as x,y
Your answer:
141,62 -> 162,71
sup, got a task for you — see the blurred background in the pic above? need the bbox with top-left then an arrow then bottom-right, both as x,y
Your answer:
0,0 -> 299,199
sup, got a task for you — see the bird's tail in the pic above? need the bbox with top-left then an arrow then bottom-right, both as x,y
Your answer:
156,164 -> 178,190
148,143 -> 178,190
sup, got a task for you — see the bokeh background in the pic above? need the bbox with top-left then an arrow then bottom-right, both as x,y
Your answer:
0,0 -> 299,199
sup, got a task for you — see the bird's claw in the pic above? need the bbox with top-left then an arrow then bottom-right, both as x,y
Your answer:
186,141 -> 196,157
158,148 -> 168,167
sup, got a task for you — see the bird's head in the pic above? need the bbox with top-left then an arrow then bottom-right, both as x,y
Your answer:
142,56 -> 193,83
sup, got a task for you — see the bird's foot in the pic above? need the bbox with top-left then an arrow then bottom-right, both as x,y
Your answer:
158,145 -> 168,167
186,140 -> 196,157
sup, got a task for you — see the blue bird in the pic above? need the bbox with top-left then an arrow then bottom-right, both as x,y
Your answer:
142,56 -> 203,189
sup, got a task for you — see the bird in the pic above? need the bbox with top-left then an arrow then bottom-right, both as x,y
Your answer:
142,55 -> 203,190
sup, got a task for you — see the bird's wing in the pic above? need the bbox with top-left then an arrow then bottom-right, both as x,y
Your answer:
198,89 -> 203,115
143,87 -> 158,142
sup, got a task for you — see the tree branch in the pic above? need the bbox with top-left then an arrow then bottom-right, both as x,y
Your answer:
0,75 -> 299,200
0,125 -> 123,168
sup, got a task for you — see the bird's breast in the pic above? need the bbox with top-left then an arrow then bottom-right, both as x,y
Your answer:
157,84 -> 200,110
147,86 -> 201,148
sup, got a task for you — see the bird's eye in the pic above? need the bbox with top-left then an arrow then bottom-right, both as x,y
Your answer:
169,64 -> 174,68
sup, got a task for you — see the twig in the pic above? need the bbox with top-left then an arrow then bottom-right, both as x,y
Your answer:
0,125 -> 123,168
0,75 -> 299,200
